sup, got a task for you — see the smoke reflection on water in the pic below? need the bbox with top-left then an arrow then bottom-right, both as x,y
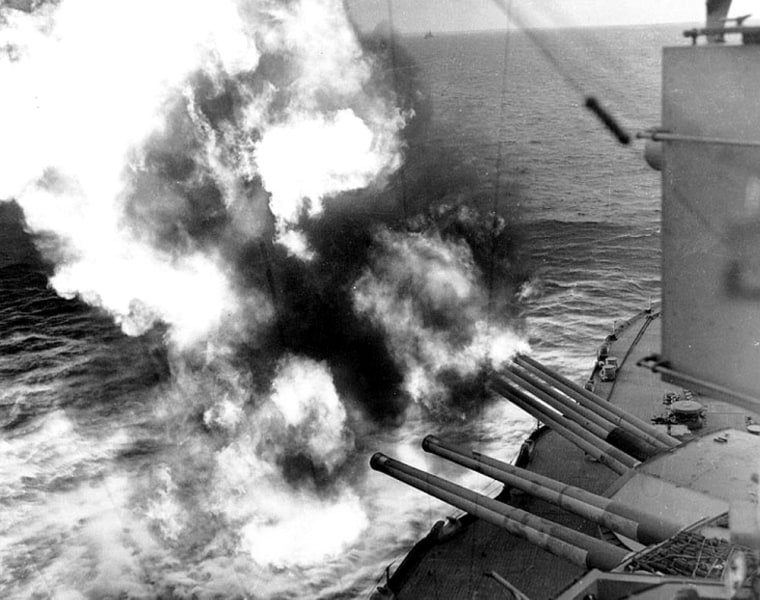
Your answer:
0,1 -> 532,598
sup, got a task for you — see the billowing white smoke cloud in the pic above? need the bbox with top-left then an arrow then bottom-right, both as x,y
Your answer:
228,355 -> 364,568
252,0 -> 405,259
354,229 -> 529,403
0,0 -> 262,347
0,0 -> 404,344
0,4 -> 529,596
149,354 -> 364,570
256,108 -> 402,259
0,0 -> 402,589
216,442 -> 368,568
269,354 -> 353,470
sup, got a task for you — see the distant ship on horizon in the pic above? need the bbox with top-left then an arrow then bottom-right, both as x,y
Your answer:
424,30 -> 433,39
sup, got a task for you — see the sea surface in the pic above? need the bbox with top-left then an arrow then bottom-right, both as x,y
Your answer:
1,24 -> 683,600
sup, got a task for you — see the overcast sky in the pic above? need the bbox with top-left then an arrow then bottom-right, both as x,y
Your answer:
346,0 -> 757,34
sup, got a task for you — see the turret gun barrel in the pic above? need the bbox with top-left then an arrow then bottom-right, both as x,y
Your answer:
501,363 -> 660,460
422,435 -> 682,545
489,376 -> 638,474
370,452 -> 629,571
514,354 -> 679,449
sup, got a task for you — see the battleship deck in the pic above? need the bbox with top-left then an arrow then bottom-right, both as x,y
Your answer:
389,307 -> 759,599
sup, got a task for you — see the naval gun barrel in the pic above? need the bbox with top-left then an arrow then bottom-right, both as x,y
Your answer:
489,376 -> 638,475
501,364 -> 660,460
370,452 -> 629,571
423,435 -> 681,545
515,354 -> 679,449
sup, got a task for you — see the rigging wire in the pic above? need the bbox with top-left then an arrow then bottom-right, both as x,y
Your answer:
489,0 -> 583,97
489,0 -> 632,146
471,0 -> 515,596
483,2 -> 731,263
381,6 -> 439,598
486,1 -> 513,323
380,5 -> 664,151
385,0 -> 409,221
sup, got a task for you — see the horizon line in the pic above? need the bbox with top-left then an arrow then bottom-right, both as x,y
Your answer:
395,20 -> 703,37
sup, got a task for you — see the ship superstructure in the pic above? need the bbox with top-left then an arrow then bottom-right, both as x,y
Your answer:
371,4 -> 760,599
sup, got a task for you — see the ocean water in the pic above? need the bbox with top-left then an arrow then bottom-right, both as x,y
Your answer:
0,23 -> 685,600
